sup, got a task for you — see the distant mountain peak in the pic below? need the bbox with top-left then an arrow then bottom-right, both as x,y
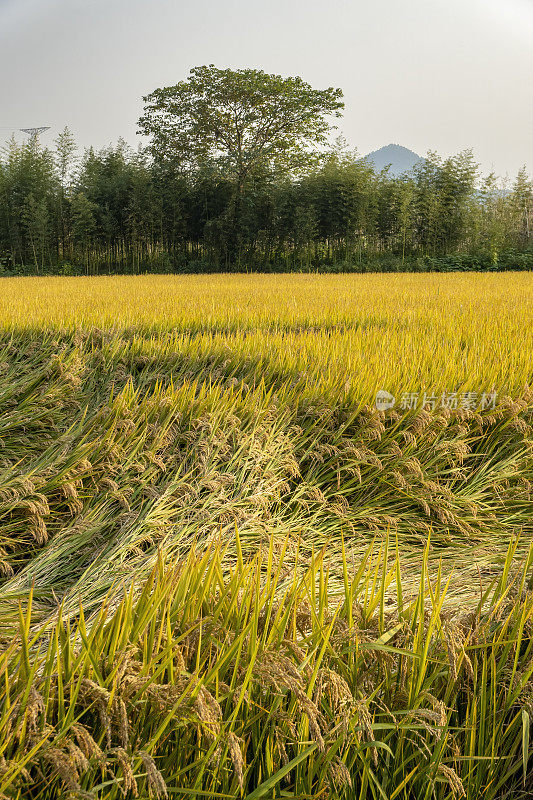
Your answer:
363,144 -> 423,177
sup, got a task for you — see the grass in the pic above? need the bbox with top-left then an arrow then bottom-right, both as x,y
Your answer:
0,272 -> 532,797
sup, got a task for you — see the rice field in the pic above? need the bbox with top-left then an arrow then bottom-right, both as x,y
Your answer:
0,272 -> 532,799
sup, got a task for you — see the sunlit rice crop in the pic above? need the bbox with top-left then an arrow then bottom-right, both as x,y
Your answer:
0,271 -> 532,798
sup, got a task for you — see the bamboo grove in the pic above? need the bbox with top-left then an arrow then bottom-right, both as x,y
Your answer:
0,130 -> 531,275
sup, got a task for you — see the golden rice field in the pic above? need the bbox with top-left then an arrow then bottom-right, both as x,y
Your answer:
0,272 -> 533,800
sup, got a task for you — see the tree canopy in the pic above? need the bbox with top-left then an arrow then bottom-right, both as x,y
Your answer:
138,65 -> 344,184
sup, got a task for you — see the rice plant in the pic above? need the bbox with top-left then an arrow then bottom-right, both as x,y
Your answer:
1,539 -> 533,799
0,272 -> 531,797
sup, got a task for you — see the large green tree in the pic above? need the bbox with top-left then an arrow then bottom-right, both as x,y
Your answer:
138,65 -> 344,187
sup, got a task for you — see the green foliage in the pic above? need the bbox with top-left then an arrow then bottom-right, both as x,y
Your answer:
138,65 -> 344,183
0,89 -> 531,272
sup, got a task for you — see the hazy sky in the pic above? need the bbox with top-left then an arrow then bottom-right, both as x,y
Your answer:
0,0 -> 531,176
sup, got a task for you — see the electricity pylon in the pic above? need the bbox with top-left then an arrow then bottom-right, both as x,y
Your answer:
20,127 -> 50,144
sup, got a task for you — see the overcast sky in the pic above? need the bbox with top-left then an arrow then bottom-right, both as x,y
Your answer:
0,0 -> 531,176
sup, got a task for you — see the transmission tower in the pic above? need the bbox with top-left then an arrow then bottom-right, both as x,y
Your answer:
20,127 -> 50,144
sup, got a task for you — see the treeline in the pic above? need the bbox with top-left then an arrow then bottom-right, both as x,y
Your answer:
0,130 -> 531,274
